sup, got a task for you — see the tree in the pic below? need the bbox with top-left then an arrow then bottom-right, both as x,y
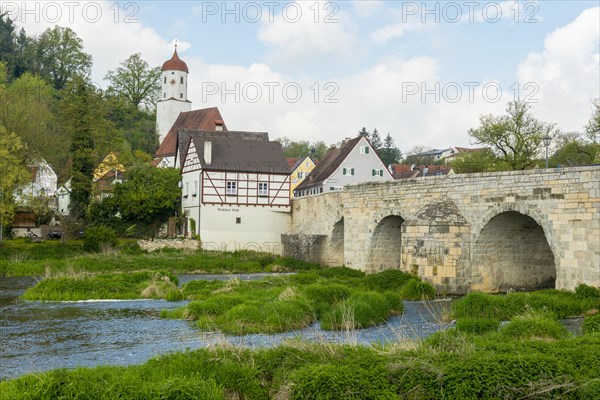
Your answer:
585,98 -> 600,144
105,53 -> 161,111
90,163 -> 181,234
0,72 -> 59,165
550,136 -> 600,167
378,133 -> 402,166
277,138 -> 329,160
404,145 -> 435,165
358,127 -> 369,137
370,129 -> 382,150
0,126 -> 28,235
0,13 -> 16,78
13,28 -> 37,79
469,101 -> 557,170
114,164 -> 181,226
105,94 -> 158,155
35,26 -> 92,90
59,78 -> 105,219
450,148 -> 510,173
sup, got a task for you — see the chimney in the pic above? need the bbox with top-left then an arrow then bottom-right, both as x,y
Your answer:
215,120 -> 224,131
204,141 -> 212,164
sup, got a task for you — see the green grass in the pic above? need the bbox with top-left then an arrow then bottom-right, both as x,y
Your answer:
164,269 -> 424,334
22,271 -> 179,301
4,334 -> 600,399
0,240 -> 322,277
451,289 -> 600,321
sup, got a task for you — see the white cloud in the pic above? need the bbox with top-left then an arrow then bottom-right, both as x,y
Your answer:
258,0 -> 356,65
183,53 -> 510,151
517,7 -> 600,132
351,0 -> 385,18
5,1 -> 171,86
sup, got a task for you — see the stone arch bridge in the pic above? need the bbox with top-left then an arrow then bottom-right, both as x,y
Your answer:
285,166 -> 600,294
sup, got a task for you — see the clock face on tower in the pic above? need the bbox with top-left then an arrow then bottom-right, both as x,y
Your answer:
170,79 -> 176,86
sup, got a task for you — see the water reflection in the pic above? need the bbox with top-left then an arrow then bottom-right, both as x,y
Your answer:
0,275 -> 449,381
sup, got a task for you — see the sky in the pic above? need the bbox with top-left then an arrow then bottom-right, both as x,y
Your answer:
3,0 -> 599,153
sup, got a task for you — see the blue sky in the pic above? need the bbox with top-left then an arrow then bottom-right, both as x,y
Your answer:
5,1 -> 600,152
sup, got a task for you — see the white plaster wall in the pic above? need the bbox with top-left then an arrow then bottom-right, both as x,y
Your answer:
200,204 -> 291,254
323,136 -> 392,193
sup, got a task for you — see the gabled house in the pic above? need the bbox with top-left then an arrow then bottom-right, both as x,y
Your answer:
155,107 -> 227,168
93,152 -> 126,199
288,156 -> 316,198
294,135 -> 392,197
408,148 -> 455,163
388,164 -> 455,179
443,146 -> 491,164
14,158 -> 58,204
177,130 -> 291,253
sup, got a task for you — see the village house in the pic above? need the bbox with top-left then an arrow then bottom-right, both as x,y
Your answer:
176,129 -> 291,253
12,158 -> 58,237
93,152 -> 126,199
388,163 -> 455,179
294,135 -> 392,197
287,155 -> 316,198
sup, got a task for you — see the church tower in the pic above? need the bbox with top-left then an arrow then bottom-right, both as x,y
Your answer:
156,47 -> 192,145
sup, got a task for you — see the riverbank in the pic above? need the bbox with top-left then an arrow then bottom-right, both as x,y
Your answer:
3,328 -> 600,399
0,239 -> 316,277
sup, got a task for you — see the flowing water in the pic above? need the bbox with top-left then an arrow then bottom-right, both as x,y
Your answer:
0,275 -> 451,381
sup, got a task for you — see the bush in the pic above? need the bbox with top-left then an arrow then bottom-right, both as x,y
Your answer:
290,364 -> 396,400
583,314 -> 600,335
575,284 -> 600,300
322,291 -> 391,330
443,353 -> 574,399
500,312 -> 570,340
83,225 -> 119,252
363,269 -> 413,291
400,278 -> 436,300
456,318 -> 500,335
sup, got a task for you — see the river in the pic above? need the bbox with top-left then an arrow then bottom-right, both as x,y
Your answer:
0,275 -> 450,381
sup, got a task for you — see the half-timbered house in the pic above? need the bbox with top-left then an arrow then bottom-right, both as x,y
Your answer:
177,130 -> 291,253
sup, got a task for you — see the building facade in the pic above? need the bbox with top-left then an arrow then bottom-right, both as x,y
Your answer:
178,131 -> 291,253
295,135 -> 392,197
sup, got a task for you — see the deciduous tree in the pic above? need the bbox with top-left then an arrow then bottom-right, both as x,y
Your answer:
35,26 -> 92,90
105,53 -> 161,111
468,101 -> 557,170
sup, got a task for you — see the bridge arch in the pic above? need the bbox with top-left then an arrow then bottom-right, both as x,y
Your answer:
368,214 -> 405,272
323,217 -> 345,266
472,209 -> 556,292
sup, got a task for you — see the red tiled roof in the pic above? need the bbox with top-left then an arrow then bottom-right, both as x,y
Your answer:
155,107 -> 227,158
161,49 -> 188,73
287,157 -> 300,168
